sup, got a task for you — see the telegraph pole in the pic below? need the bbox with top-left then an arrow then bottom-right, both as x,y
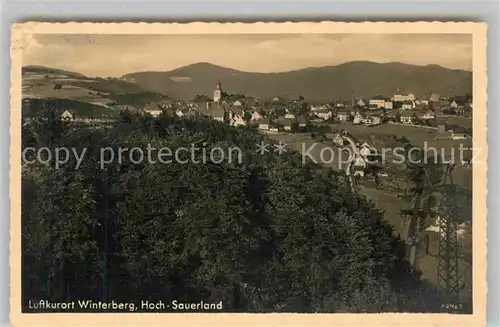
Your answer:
438,164 -> 460,307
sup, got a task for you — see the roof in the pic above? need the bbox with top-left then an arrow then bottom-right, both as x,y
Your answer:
365,110 -> 383,117
201,102 -> 225,117
297,116 -> 307,124
401,110 -> 418,117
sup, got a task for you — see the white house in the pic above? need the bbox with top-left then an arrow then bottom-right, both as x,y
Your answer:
284,113 -> 296,119
230,114 -> 247,127
256,118 -> 269,130
175,109 -> 184,117
60,110 -> 74,120
315,110 -> 333,120
233,100 -> 243,107
400,111 -> 415,124
384,101 -> 393,110
310,104 -> 328,112
429,93 -> 441,102
402,101 -> 414,110
420,111 -> 435,120
369,99 -> 385,109
251,111 -> 262,121
363,116 -> 381,126
392,93 -> 416,102
337,111 -> 350,122
357,99 -> 366,107
450,100 -> 458,108
421,100 -> 429,106
353,112 -> 364,125
352,157 -> 367,177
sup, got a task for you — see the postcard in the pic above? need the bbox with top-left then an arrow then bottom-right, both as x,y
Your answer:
10,22 -> 487,326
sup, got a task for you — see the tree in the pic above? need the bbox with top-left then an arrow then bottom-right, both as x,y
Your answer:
243,111 -> 252,122
22,111 -> 443,313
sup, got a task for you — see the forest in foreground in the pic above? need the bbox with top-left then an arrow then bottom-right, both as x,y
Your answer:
21,106 -> 445,313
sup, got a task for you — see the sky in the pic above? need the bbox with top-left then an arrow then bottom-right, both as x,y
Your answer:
23,33 -> 472,77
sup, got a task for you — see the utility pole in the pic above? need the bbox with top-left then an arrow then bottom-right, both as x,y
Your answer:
438,164 -> 460,308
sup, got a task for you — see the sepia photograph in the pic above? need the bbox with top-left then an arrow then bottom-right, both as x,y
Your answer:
10,22 -> 487,326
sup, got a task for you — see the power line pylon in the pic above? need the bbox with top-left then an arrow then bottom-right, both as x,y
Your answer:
437,163 -> 460,307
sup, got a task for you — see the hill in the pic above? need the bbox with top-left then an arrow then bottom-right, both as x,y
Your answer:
121,61 -> 472,101
22,98 -> 120,119
22,65 -> 173,113
23,65 -> 87,79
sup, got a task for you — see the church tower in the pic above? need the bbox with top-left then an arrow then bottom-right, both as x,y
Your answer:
213,81 -> 222,103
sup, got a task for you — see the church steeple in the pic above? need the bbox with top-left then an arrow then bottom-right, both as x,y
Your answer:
214,81 -> 222,103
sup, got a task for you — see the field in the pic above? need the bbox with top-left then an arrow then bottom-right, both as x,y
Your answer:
22,69 -> 171,115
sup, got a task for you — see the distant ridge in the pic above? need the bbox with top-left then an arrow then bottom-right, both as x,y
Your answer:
23,65 -> 87,78
122,61 -> 472,101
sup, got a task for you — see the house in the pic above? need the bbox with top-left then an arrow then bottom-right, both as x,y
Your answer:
421,100 -> 429,106
315,109 -> 333,120
233,100 -> 243,107
392,93 -> 416,102
363,116 -> 381,126
184,110 -> 197,118
352,157 -> 366,177
272,96 -> 285,103
357,99 -> 366,107
353,112 -> 364,125
400,111 -> 416,124
230,114 -> 247,127
450,100 -> 458,108
429,93 -> 441,102
297,116 -> 307,128
60,110 -> 74,120
419,111 -> 435,120
251,110 -> 263,121
310,104 -> 328,112
175,109 -> 184,117
208,103 -> 226,122
337,110 -> 350,122
284,113 -> 296,119
256,118 -> 269,130
362,110 -> 383,125
402,101 -> 414,110
359,142 -> 372,157
145,109 -> 162,117
278,118 -> 293,131
369,99 -> 385,109
450,132 -> 469,140
384,101 -> 393,110
336,103 -> 345,108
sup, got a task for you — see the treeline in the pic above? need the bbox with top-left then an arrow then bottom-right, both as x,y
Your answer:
22,107 -> 443,313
